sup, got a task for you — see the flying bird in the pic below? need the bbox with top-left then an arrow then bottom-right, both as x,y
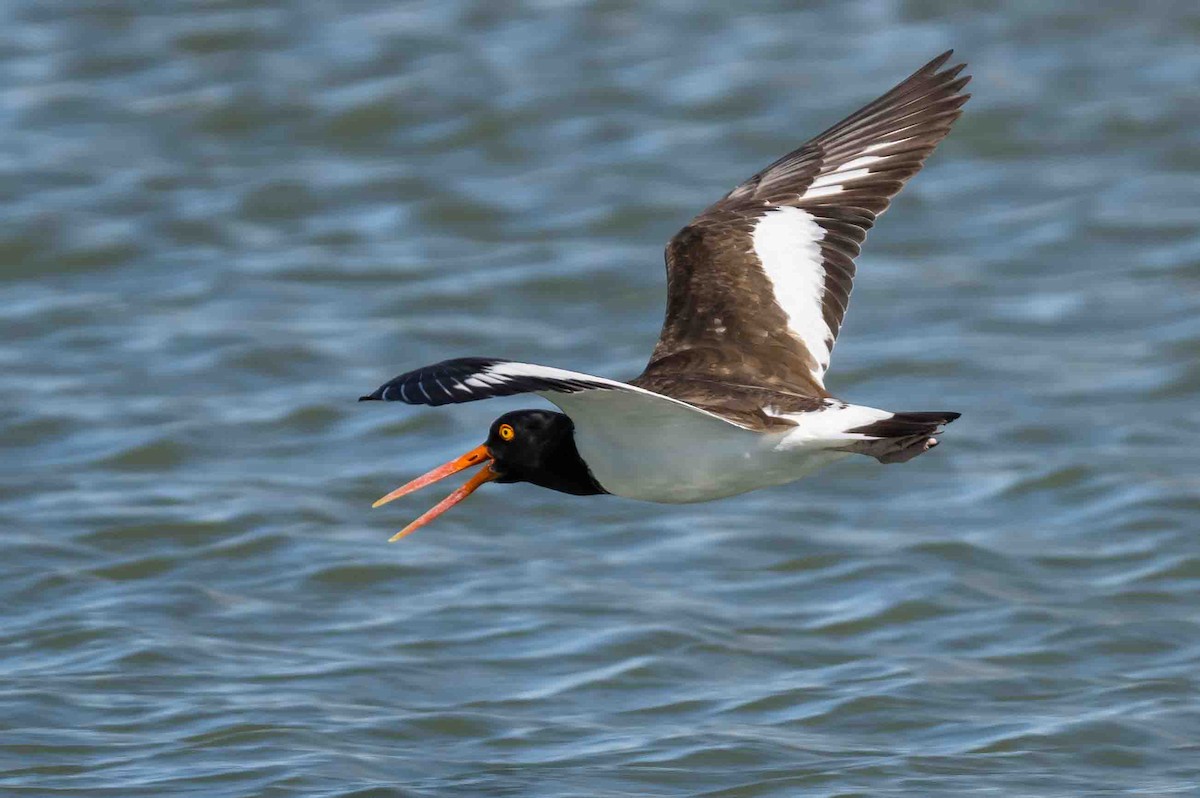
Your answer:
362,51 -> 969,541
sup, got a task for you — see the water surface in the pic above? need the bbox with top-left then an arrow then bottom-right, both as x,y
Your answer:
2,2 -> 1199,795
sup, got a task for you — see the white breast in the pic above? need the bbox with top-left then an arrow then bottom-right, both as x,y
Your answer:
545,390 -> 849,503
578,423 -> 849,504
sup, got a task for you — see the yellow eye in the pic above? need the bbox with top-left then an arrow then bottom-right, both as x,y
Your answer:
498,423 -> 515,441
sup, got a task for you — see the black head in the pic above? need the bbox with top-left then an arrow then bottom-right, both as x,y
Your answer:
371,408 -> 605,541
484,410 -> 605,495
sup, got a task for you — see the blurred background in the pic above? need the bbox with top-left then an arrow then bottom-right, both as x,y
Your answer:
2,1 -> 1199,795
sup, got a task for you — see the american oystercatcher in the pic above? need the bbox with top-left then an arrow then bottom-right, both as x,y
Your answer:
362,52 -> 969,540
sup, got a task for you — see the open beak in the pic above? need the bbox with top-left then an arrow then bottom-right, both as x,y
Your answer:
371,444 -> 499,542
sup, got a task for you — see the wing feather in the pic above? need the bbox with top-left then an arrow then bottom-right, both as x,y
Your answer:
360,357 -> 753,429
643,51 -> 970,396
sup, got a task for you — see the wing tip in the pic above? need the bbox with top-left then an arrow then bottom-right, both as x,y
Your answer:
927,48 -> 968,71
926,49 -> 955,72
923,50 -> 971,97
357,358 -> 630,408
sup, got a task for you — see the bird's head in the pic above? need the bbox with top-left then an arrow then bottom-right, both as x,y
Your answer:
372,409 -> 604,541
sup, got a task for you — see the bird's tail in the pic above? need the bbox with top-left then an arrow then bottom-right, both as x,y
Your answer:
842,411 -> 960,464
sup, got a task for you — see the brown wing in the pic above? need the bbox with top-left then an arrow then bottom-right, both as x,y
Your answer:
636,51 -> 970,401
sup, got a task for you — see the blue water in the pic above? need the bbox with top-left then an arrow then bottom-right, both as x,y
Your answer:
3,2 -> 1199,795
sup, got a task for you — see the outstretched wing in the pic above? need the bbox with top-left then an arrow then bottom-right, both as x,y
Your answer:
642,51 -> 970,398
360,357 -> 753,429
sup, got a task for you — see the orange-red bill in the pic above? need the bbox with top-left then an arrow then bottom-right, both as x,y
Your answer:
370,443 -> 498,542
372,444 -> 491,508
386,464 -> 498,542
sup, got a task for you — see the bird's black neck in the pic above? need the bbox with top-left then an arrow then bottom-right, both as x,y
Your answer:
504,414 -> 607,496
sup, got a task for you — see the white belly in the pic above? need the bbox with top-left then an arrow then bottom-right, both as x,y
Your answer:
571,408 -> 847,504
581,430 -> 848,503
542,384 -> 884,504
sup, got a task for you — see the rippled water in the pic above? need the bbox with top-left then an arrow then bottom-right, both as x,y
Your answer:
3,2 -> 1199,795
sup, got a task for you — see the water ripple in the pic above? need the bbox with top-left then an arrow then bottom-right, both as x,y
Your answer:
3,2 -> 1199,796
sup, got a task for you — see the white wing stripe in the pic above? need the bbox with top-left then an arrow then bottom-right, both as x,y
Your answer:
835,154 -> 884,172
809,166 -> 872,189
363,358 -> 755,430
805,133 -> 925,198
783,132 -> 923,213
751,207 -> 831,381
862,135 -> 915,154
800,185 -> 847,201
